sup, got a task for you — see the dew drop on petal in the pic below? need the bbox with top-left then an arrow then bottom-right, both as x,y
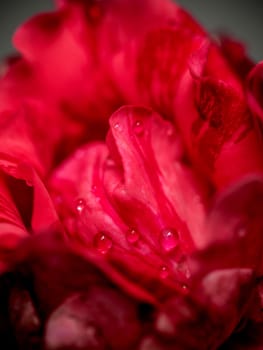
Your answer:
113,122 -> 121,131
126,228 -> 140,244
160,228 -> 179,253
93,233 -> 113,254
166,126 -> 174,137
25,179 -> 33,186
181,284 -> 188,292
105,156 -> 115,168
91,185 -> 98,193
133,120 -> 144,135
75,198 -> 86,214
235,223 -> 247,238
160,265 -> 169,279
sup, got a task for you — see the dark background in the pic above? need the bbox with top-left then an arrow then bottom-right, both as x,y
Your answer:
0,0 -> 263,61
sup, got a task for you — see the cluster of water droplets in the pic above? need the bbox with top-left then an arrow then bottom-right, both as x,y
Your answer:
72,195 -> 189,291
113,119 -> 145,136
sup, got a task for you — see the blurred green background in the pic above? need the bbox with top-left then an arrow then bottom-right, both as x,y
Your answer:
0,0 -> 262,61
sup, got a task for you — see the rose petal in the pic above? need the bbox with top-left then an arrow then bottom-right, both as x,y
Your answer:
219,35 -> 254,81
199,176 -> 263,269
44,286 -> 140,350
0,159 -> 59,273
135,28 -> 205,118
174,44 -> 263,188
49,143 -> 182,303
13,4 -> 123,126
105,106 -> 206,251
154,176 -> 263,348
247,61 -> 263,121
188,176 -> 263,278
49,106 -> 208,301
156,268 -> 254,349
220,321 -> 263,349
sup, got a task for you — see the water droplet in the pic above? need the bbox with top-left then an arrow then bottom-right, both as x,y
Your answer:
75,198 -> 86,214
160,228 -> 179,253
126,228 -> 140,244
160,265 -> 169,279
105,156 -> 115,168
236,223 -> 247,238
133,120 -> 144,135
91,185 -> 97,192
181,284 -> 188,292
93,232 -> 112,254
25,178 -> 33,186
166,126 -> 174,136
113,122 -> 121,130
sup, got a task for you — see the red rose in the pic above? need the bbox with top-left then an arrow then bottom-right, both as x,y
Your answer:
1,1 -> 263,349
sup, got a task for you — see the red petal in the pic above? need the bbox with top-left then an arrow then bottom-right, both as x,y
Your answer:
154,176 -> 263,348
44,286 -> 140,350
0,156 -> 59,273
13,6 -> 123,126
49,105 -> 208,301
49,143 -> 177,303
219,35 -> 254,81
190,176 -> 263,277
174,44 -> 263,188
247,61 -> 263,121
105,106 -> 206,251
135,29 -> 205,117
156,268 -> 254,349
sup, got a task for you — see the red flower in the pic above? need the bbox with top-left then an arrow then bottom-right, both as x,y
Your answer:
1,1 -> 263,349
